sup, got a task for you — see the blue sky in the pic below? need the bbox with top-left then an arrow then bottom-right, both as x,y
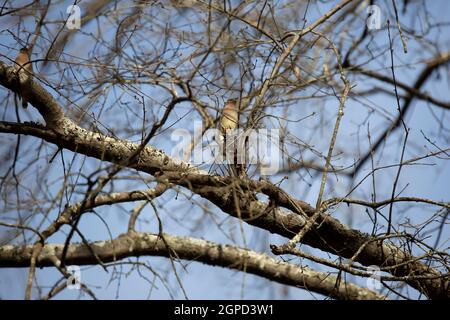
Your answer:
0,0 -> 449,299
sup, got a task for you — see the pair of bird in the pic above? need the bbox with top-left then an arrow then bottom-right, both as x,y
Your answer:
14,47 -> 33,108
14,47 -> 244,171
14,46 -> 241,128
14,47 -> 241,125
14,46 -> 239,126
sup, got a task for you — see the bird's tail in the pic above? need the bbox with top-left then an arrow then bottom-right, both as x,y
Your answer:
16,78 -> 28,108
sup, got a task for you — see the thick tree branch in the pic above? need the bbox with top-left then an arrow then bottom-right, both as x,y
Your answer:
0,232 -> 386,300
0,61 -> 448,299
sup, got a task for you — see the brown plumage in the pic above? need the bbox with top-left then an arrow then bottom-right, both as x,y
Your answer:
14,47 -> 33,108
220,98 -> 238,133
219,98 -> 246,177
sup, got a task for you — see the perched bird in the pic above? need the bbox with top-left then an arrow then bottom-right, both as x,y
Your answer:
14,47 -> 33,108
219,98 -> 246,177
219,98 -> 238,133
219,98 -> 238,161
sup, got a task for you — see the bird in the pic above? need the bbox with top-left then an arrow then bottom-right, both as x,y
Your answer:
14,47 -> 33,108
219,98 -> 246,177
219,98 -> 238,161
219,98 -> 238,133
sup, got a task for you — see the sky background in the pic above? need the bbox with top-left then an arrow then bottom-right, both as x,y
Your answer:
0,0 -> 449,299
